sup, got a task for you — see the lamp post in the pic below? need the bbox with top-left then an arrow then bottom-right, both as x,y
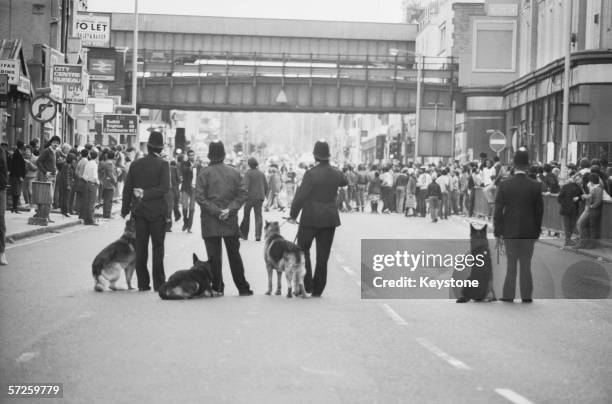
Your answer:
560,0 -> 572,180
389,48 -> 422,164
131,0 -> 139,113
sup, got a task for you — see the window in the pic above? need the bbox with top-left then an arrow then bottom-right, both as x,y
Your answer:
472,20 -> 517,72
439,23 -> 447,54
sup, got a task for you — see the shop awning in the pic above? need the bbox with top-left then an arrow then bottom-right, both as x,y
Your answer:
0,39 -> 34,97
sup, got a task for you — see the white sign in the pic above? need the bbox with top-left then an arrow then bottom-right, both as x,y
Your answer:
87,97 -> 114,113
0,60 -> 20,84
487,4 -> 518,17
75,13 -> 111,48
65,71 -> 89,104
17,76 -> 31,94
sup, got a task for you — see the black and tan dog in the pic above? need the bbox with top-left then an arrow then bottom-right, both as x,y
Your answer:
456,224 -> 497,303
158,254 -> 214,300
92,218 -> 136,292
264,221 -> 306,298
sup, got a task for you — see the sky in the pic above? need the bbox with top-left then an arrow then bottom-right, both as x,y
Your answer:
86,0 -> 406,23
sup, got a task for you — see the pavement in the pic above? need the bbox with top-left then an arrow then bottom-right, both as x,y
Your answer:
4,201 -> 122,243
1,207 -> 611,403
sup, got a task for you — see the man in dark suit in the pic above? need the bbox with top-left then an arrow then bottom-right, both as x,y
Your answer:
289,140 -> 348,297
494,147 -> 543,303
121,131 -> 170,291
239,157 -> 268,241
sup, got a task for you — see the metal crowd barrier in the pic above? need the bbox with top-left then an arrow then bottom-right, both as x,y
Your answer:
472,187 -> 611,240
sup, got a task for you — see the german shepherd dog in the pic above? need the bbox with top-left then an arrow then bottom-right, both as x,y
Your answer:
456,224 -> 497,303
264,221 -> 306,298
92,218 -> 137,292
158,254 -> 213,300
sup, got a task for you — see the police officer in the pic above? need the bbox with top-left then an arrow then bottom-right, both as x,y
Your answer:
289,140 -> 348,297
121,131 -> 170,291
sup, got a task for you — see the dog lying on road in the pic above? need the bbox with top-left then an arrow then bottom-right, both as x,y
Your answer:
264,221 -> 306,298
92,218 -> 136,292
158,254 -> 214,300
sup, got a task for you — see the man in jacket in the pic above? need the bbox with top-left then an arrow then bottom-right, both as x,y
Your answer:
34,135 -> 60,221
121,131 -> 170,292
179,149 -> 199,233
289,140 -> 348,297
494,147 -> 544,303
196,140 -> 253,296
9,141 -> 26,213
239,157 -> 268,241
0,145 -> 8,265
557,173 -> 583,247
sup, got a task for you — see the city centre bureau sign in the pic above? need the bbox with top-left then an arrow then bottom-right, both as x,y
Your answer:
102,114 -> 138,135
52,64 -> 83,85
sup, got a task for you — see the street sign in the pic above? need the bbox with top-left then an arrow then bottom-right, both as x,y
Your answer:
489,131 -> 506,153
30,95 -> 57,123
0,60 -> 20,84
102,114 -> 138,134
92,82 -> 108,97
65,71 -> 89,104
76,104 -> 95,120
0,74 -> 8,94
88,58 -> 116,81
52,64 -> 83,85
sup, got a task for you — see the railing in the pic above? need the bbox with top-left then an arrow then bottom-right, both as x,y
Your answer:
124,49 -> 458,84
472,187 -> 612,241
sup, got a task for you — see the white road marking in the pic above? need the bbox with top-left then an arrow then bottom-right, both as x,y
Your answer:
6,226 -> 89,250
16,352 -> 39,363
414,337 -> 472,371
342,266 -> 355,276
380,303 -> 408,326
77,312 -> 93,319
494,388 -> 536,404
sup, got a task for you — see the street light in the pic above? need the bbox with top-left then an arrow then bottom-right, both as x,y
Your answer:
389,48 -> 422,163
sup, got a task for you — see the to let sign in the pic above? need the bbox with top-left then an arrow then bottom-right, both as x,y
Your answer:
75,13 -> 111,47
53,64 -> 82,85
102,114 -> 138,134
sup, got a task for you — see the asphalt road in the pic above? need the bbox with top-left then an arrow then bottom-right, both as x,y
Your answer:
1,209 -> 611,404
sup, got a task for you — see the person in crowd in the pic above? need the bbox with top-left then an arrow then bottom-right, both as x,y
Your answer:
606,166 -> 612,194
345,165 -> 358,211
179,149 -> 199,233
481,159 -> 495,187
416,167 -> 431,217
289,140 -> 348,297
284,164 -> 298,205
99,150 -> 118,219
54,143 -> 72,209
8,141 -> 26,213
367,171 -> 382,213
459,166 -> 470,215
427,173 -> 441,223
449,169 -> 460,215
57,152 -> 76,217
165,156 -> 182,232
195,140 -> 253,297
121,131 -> 170,292
114,145 -> 127,199
576,173 -> 604,249
483,175 -> 497,221
543,164 -> 560,193
29,138 -> 40,157
380,166 -> 394,213
494,147 -> 543,303
405,168 -> 417,217
436,168 -> 450,220
34,136 -> 60,221
74,149 -> 89,220
557,172 -> 584,247
23,146 -> 37,210
394,168 -> 409,215
240,157 -> 268,241
0,144 -> 8,265
264,165 -> 284,212
337,166 -> 352,212
82,148 -> 100,225
355,164 -> 368,212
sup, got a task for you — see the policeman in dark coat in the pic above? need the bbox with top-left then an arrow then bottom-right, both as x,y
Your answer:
289,140 -> 348,297
195,140 -> 253,296
121,131 -> 170,291
494,147 -> 543,303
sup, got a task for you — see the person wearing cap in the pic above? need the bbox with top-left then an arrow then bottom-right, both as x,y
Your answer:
121,131 -> 170,292
195,140 -> 253,296
494,147 -> 544,303
288,140 -> 348,297
239,157 -> 268,241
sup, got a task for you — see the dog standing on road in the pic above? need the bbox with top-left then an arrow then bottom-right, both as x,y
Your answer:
92,218 -> 136,292
264,221 -> 306,298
